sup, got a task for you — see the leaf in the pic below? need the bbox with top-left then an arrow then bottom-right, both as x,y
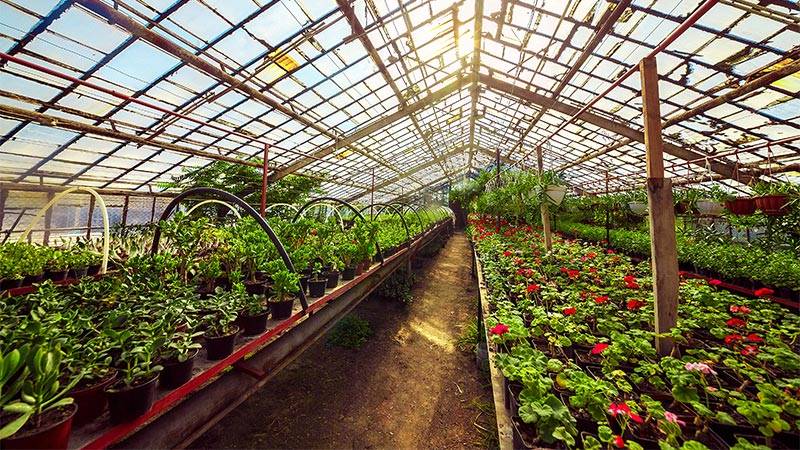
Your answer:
0,412 -> 32,439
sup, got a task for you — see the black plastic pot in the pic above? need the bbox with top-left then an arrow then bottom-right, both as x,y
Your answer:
204,326 -> 239,360
270,298 -> 295,320
308,278 -> 327,298
159,349 -> 198,389
69,266 -> 89,279
87,264 -> 102,276
105,375 -> 158,424
45,269 -> 69,282
342,266 -> 356,281
23,273 -> 44,286
245,281 -> 267,295
70,370 -> 117,426
240,310 -> 270,335
326,270 -> 340,288
1,277 -> 24,291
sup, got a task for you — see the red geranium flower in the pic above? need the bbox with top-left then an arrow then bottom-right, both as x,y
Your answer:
724,333 -> 742,345
586,252 -> 597,259
607,402 -> 643,424
708,279 -> 722,286
527,284 -> 540,293
614,435 -> 625,448
563,307 -> 577,316
567,269 -> 581,279
746,333 -> 763,343
503,250 -> 512,257
591,343 -> 609,355
741,345 -> 759,356
626,299 -> 644,310
589,267 -> 598,274
726,317 -> 746,328
595,295 -> 609,305
607,249 -> 615,254
560,267 -> 568,273
489,323 -> 509,336
729,305 -> 751,314
754,288 -> 774,297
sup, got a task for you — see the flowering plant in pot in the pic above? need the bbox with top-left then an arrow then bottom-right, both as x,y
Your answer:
1,345 -> 82,450
159,330 -> 203,389
269,269 -> 300,320
103,324 -> 166,424
201,287 -> 242,360
626,189 -> 648,216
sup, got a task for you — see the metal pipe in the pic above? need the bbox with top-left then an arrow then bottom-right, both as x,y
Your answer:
260,144 -> 269,217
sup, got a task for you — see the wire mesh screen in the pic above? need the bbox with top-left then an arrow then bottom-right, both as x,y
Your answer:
0,187 -> 174,245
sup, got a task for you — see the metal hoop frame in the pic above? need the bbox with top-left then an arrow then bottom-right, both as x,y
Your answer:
360,203 -> 411,249
151,187 -> 309,310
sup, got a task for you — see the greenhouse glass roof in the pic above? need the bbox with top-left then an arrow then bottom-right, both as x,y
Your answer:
0,0 -> 798,203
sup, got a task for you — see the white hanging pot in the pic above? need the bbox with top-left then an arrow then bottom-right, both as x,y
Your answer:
545,185 -> 567,206
628,201 -> 648,215
696,199 -> 724,216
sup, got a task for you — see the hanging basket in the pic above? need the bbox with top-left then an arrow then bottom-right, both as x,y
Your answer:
724,197 -> 756,216
545,185 -> 567,206
696,199 -> 724,216
628,201 -> 648,215
754,194 -> 789,216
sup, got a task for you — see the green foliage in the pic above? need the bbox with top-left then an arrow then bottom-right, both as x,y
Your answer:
326,315 -> 372,349
271,269 -> 300,302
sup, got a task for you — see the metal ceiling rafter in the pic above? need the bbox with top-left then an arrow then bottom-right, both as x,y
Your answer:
335,0 -> 453,183
466,0 -> 483,170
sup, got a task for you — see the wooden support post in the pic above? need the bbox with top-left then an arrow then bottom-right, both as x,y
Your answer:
85,195 -> 95,240
640,56 -> 679,356
537,146 -> 552,251
495,147 -> 501,231
605,170 -> 610,245
121,195 -> 130,227
43,191 -> 54,245
370,168 -> 375,218
260,144 -> 269,217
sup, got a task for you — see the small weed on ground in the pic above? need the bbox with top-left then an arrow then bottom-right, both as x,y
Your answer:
456,318 -> 480,353
326,315 -> 373,349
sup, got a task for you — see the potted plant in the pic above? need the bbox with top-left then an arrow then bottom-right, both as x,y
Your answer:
541,170 -> 568,207
307,262 -> 328,298
66,338 -> 116,426
269,269 -> 300,320
201,289 -> 241,360
1,345 -> 82,450
752,180 -> 795,216
238,288 -> 270,336
104,325 -> 166,424
696,186 -> 727,216
159,330 -> 203,389
627,189 -> 648,216
339,238 -> 359,281
673,188 -> 700,215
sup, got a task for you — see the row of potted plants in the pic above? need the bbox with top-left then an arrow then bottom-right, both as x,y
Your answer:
0,207 -> 451,448
555,221 -> 800,301
470,214 -> 800,449
0,243 -> 101,291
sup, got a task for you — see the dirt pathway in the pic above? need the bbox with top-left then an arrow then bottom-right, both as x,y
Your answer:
192,232 -> 494,449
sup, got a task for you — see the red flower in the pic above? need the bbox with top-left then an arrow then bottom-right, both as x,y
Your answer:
563,307 -> 576,316
741,345 -> 759,356
526,284 -> 540,293
608,402 -> 642,423
754,288 -> 774,297
503,250 -> 512,257
580,291 -> 588,299
607,249 -> 615,254
589,267 -> 598,274
724,333 -> 743,345
586,252 -> 597,259
567,269 -> 581,279
560,267 -> 568,273
678,271 -> 689,277
591,343 -> 609,355
623,275 -> 639,289
726,317 -> 746,328
595,295 -> 609,305
729,305 -> 751,314
708,279 -> 722,286
514,258 -> 524,266
746,333 -> 763,343
614,435 -> 625,448
489,323 -> 509,336
626,299 -> 644,310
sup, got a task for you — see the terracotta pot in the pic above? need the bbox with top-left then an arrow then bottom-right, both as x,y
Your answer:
2,404 -> 77,450
755,194 -> 789,216
725,197 -> 756,215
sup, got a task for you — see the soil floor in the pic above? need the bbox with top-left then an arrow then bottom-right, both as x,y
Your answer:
192,232 -> 495,449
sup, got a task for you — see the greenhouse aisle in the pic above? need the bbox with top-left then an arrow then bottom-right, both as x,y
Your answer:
192,232 -> 495,449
